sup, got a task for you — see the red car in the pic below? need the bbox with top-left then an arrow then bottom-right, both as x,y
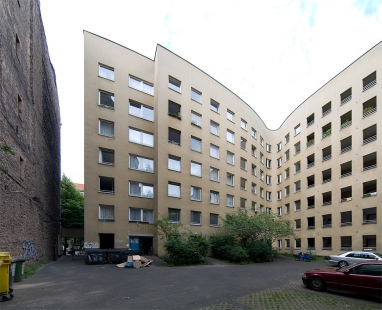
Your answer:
302,261 -> 382,299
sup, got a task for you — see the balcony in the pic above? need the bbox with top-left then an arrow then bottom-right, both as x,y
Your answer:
363,135 -> 377,145
340,136 -> 352,154
322,154 -> 331,162
363,72 -> 376,91
340,88 -> 352,106
363,125 -> 377,145
306,140 -> 314,148
341,96 -> 352,105
322,108 -> 331,117
363,107 -> 377,118
340,146 -> 352,154
340,120 -> 352,130
322,129 -> 331,139
322,102 -> 331,117
363,207 -> 377,225
363,152 -> 377,171
362,97 -> 377,118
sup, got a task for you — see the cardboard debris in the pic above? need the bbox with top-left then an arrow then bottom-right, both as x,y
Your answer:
116,255 -> 153,268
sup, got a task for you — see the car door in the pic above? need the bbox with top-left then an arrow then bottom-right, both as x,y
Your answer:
345,252 -> 362,265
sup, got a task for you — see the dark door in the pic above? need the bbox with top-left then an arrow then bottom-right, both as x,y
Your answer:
99,233 -> 114,249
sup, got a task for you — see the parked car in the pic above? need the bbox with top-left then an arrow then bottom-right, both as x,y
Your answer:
329,251 -> 382,267
302,261 -> 382,299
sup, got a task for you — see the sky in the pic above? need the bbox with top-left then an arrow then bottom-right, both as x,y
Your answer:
39,0 -> 382,184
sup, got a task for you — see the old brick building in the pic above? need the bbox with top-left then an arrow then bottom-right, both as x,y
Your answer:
0,1 -> 60,261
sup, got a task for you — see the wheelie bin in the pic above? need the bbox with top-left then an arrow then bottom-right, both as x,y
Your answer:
0,252 -> 14,301
13,258 -> 26,283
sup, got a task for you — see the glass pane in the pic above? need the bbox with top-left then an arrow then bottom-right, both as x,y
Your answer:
129,102 -> 141,117
142,106 -> 154,121
100,92 -> 114,108
129,129 -> 140,143
142,132 -> 153,146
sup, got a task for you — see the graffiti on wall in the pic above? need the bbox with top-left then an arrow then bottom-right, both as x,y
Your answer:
22,240 -> 39,261
84,242 -> 99,248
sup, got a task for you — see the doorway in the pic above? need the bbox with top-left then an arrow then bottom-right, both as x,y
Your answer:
99,233 -> 114,249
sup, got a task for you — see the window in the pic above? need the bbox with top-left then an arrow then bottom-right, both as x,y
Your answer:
210,167 -> 219,182
191,136 -> 202,152
260,205 -> 264,213
129,128 -> 154,146
266,159 -> 271,169
363,71 -> 377,91
260,170 -> 264,181
251,145 -> 257,157
260,188 -> 264,198
168,155 -> 181,171
227,110 -> 235,122
226,152 -> 235,165
277,142 -> 282,152
99,120 -> 114,138
99,90 -> 114,109
210,99 -> 219,113
277,157 -> 282,168
277,191 -> 282,200
168,208 -> 181,223
129,208 -> 154,223
210,121 -> 219,136
241,137 -> 247,150
294,200 -> 301,211
129,181 -> 154,198
285,186 -> 290,197
294,181 -> 301,193
285,150 -> 290,161
285,168 -> 290,179
260,136 -> 264,146
99,148 -> 114,165
266,207 -> 272,215
251,164 -> 257,176
266,144 -> 272,153
266,191 -> 272,201
294,142 -> 300,154
99,205 -> 114,221
190,186 -> 201,201
252,128 -> 257,138
168,76 -> 181,92
277,174 -> 282,184
252,183 -> 257,194
277,207 -> 282,216
210,214 -> 219,227
240,198 -> 247,209
285,134 -> 290,144
294,161 -> 301,174
99,176 -> 114,193
240,157 -> 247,170
210,144 -> 219,159
168,128 -> 181,146
226,194 -> 234,207
226,173 -> 234,186
210,191 -> 219,204
340,88 -> 352,105
129,101 -> 154,121
240,178 -> 247,190
294,124 -> 301,136
266,175 -> 272,185
191,161 -> 202,177
168,101 -> 181,119
168,182 -> 181,198
129,154 -> 154,172
191,88 -> 202,103
285,203 -> 290,214
99,64 -> 114,80
241,119 -> 247,130
260,153 -> 264,163
191,211 -> 201,225
227,130 -> 235,143
252,202 -> 257,212
191,111 -> 202,127
129,76 -> 154,95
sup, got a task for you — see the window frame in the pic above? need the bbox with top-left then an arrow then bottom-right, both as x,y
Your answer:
129,127 -> 154,147
190,136 -> 202,152
129,154 -> 154,173
168,155 -> 181,172
98,64 -> 114,81
99,204 -> 115,221
129,181 -> 154,198
129,207 -> 154,223
168,76 -> 181,93
227,110 -> 235,122
210,99 -> 220,113
191,88 -> 202,103
190,186 -> 202,201
129,100 -> 154,121
99,119 -> 114,138
190,161 -> 202,177
99,148 -> 115,166
210,144 -> 220,159
129,75 -> 154,95
168,182 -> 181,198
99,90 -> 114,109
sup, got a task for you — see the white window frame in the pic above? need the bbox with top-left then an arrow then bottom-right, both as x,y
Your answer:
210,167 -> 219,182
260,136 -> 264,146
252,128 -> 257,139
227,110 -> 235,122
226,194 -> 234,207
98,64 -> 114,81
240,198 -> 247,209
277,142 -> 282,152
294,181 -> 301,193
191,111 -> 202,127
227,130 -> 235,143
129,181 -> 154,198
285,186 -> 290,197
285,134 -> 290,144
168,76 -> 181,93
99,148 -> 115,165
168,155 -> 181,172
210,144 -> 219,159
210,191 -> 220,204
210,120 -> 219,136
99,119 -> 114,138
129,208 -> 154,223
210,99 -> 220,113
240,137 -> 247,150
241,119 -> 247,130
294,142 -> 301,154
227,151 -> 234,165
252,183 -> 257,194
277,174 -> 282,184
210,213 -> 219,227
277,190 -> 282,200
129,100 -> 154,121
168,208 -> 181,223
226,173 -> 234,186
285,168 -> 290,179
190,211 -> 201,225
99,204 -> 114,221
294,124 -> 301,136
252,145 -> 257,157
240,177 -> 247,190
240,157 -> 247,170
277,157 -> 282,168
190,161 -> 202,177
129,154 -> 154,173
99,90 -> 114,109
191,88 -> 202,103
266,159 -> 271,169
190,186 -> 201,201
277,207 -> 282,216
294,200 -> 301,211
168,182 -> 181,198
266,175 -> 272,185
129,76 -> 154,95
266,144 -> 272,153
266,191 -> 272,201
190,136 -> 202,152
129,127 -> 154,147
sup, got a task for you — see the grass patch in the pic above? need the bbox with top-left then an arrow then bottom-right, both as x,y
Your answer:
23,260 -> 49,278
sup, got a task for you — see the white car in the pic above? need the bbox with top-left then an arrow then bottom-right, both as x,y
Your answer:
329,251 -> 382,267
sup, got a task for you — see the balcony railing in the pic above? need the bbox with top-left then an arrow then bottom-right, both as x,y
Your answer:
168,140 -> 180,146
323,178 -> 331,184
307,162 -> 315,168
307,120 -> 314,127
306,141 -> 314,148
307,205 -> 315,209
341,146 -> 352,154
340,120 -> 352,130
322,154 -> 331,162
322,224 -> 332,228
322,132 -> 332,139
322,108 -> 331,117
307,184 -> 315,189
341,95 -> 352,105
323,201 -> 332,206
363,164 -> 377,171
340,197 -> 352,202
363,79 -> 376,91
340,172 -> 352,178
340,222 -> 352,226
363,219 -> 377,224
363,107 -> 377,118
363,135 -> 377,145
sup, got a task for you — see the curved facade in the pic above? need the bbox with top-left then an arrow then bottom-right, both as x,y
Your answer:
84,31 -> 381,256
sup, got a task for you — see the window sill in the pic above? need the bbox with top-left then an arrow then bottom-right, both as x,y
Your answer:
168,87 -> 181,94
129,85 -> 154,97
168,195 -> 181,199
99,191 -> 115,194
129,167 -> 154,174
99,134 -> 115,139
190,223 -> 201,226
98,104 -> 115,110
98,75 -> 114,82
191,123 -> 201,128
191,98 -> 202,104
99,162 -> 115,166
129,194 -> 154,199
129,221 -> 153,224
98,219 -> 115,222
210,225 -> 219,228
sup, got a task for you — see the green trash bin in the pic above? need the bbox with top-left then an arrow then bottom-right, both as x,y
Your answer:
13,258 -> 26,283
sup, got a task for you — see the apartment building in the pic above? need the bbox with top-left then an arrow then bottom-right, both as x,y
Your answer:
84,31 -> 381,256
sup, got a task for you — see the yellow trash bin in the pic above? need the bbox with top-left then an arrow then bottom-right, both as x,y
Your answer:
0,252 -> 12,295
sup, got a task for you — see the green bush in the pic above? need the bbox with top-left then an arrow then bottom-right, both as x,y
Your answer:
246,240 -> 277,263
164,234 -> 210,266
209,234 -> 249,263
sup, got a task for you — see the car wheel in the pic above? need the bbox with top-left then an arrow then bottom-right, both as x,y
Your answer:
338,260 -> 348,268
309,277 -> 326,291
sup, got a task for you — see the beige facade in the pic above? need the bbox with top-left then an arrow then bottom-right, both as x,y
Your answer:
84,31 -> 381,256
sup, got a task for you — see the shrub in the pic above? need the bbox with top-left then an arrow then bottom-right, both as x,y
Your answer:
209,233 -> 236,259
246,240 -> 277,263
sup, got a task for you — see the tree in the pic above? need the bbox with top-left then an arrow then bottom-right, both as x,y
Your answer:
61,174 -> 84,228
150,213 -> 185,240
0,145 -> 14,172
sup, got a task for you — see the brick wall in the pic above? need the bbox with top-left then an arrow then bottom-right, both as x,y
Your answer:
0,0 -> 61,262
